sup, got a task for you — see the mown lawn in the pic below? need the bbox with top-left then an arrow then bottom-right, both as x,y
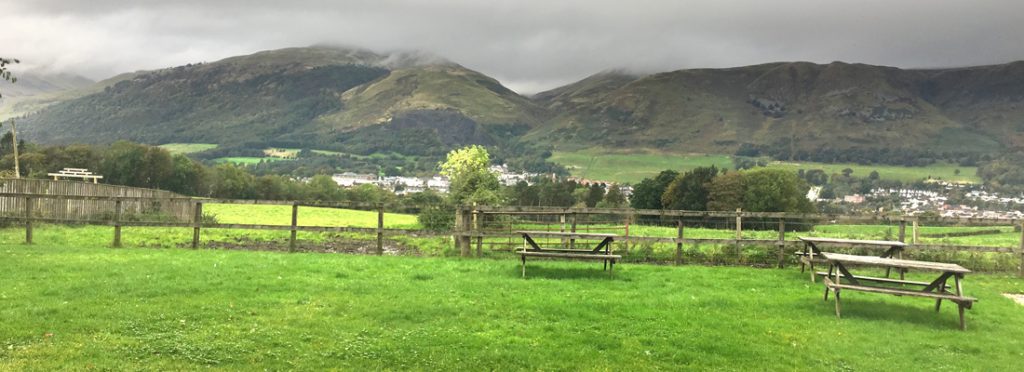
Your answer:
1,240 -> 1023,370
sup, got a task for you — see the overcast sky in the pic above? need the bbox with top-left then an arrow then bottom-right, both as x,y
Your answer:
3,0 -> 1024,94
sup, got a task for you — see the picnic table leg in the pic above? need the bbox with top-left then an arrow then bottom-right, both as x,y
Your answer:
834,267 -> 842,318
824,264 -> 834,301
955,273 -> 965,330
521,255 -> 526,278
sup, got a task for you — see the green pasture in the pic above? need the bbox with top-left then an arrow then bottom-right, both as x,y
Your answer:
204,203 -> 420,229
158,143 -> 218,154
213,157 -> 289,165
550,149 -> 980,184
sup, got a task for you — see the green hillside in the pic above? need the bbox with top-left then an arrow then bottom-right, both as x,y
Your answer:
551,149 -> 979,184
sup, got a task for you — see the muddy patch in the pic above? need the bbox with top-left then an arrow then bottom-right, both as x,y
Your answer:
1003,293 -> 1024,306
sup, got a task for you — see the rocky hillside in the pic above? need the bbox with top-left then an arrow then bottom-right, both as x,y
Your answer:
530,61 -> 1018,163
11,46 -> 1024,163
17,46 -> 546,155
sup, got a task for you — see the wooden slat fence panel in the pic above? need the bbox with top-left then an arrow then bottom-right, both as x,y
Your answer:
0,178 -> 194,223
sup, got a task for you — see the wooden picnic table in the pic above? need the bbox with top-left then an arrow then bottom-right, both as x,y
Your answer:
517,231 -> 620,278
819,252 -> 977,330
797,237 -> 907,282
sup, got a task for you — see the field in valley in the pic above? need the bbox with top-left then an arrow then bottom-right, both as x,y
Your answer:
550,149 -> 980,184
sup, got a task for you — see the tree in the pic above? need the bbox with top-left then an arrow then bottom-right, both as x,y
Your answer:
707,172 -> 745,211
630,170 -> 678,209
0,57 -> 17,98
661,166 -> 718,210
598,184 -> 627,208
741,169 -> 815,213
439,145 -> 501,205
585,184 -> 605,208
841,168 -> 854,177
868,170 -> 880,180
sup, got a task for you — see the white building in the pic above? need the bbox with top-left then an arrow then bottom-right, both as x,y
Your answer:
331,172 -> 378,187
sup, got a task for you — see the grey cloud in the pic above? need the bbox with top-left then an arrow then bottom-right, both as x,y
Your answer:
3,0 -> 1024,94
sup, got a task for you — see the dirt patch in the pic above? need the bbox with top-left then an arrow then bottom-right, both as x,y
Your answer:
168,236 -> 420,256
1003,293 -> 1024,306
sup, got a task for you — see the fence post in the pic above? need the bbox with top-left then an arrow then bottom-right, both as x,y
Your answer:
570,212 -> 577,250
474,209 -> 482,257
623,213 -> 631,254
777,219 -> 786,268
735,208 -> 743,260
457,206 -> 472,257
191,201 -> 202,249
560,212 -> 567,249
898,219 -> 906,243
675,219 -> 683,266
912,219 -> 919,244
1019,222 -> 1023,278
289,202 -> 298,252
376,204 -> 384,256
24,196 -> 33,245
113,199 -> 122,248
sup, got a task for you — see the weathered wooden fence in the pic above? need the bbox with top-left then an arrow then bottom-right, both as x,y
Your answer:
0,178 -> 193,222
2,190 -> 1022,275
0,192 -> 437,254
453,206 -> 1024,276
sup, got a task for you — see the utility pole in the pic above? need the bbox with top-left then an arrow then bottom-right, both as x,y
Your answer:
10,118 -> 19,178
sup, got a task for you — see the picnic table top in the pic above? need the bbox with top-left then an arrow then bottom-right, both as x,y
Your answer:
516,231 -> 617,238
798,236 -> 906,247
820,252 -> 970,273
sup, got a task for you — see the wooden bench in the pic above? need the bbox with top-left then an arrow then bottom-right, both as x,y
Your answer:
820,252 -> 977,330
516,231 -> 620,278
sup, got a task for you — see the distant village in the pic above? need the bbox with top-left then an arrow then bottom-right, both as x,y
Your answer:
822,181 -> 1024,219
328,165 -> 1022,219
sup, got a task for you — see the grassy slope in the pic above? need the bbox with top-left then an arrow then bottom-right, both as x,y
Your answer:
1,240 -> 1022,370
158,143 -> 219,154
551,149 -> 979,184
212,157 -> 289,165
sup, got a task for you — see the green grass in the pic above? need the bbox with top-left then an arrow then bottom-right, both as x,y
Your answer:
158,143 -> 218,154
550,150 -> 733,183
2,237 -> 1023,370
204,203 -> 420,229
550,149 -> 979,184
213,157 -> 289,165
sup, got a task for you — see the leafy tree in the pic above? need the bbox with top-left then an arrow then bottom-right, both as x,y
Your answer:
598,184 -> 627,208
841,168 -> 854,177
868,170 -> 880,180
661,166 -> 718,210
707,172 -> 745,211
585,184 -> 605,208
0,57 -> 17,98
630,170 -> 678,209
439,145 -> 501,205
307,175 -> 343,201
741,169 -> 815,213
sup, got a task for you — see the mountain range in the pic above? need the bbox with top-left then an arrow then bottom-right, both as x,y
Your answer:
4,46 -> 1024,162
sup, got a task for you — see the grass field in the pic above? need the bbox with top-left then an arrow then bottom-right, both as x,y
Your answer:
2,239 -> 1023,370
158,143 -> 218,154
213,157 -> 290,165
550,149 -> 980,184
204,203 -> 420,229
